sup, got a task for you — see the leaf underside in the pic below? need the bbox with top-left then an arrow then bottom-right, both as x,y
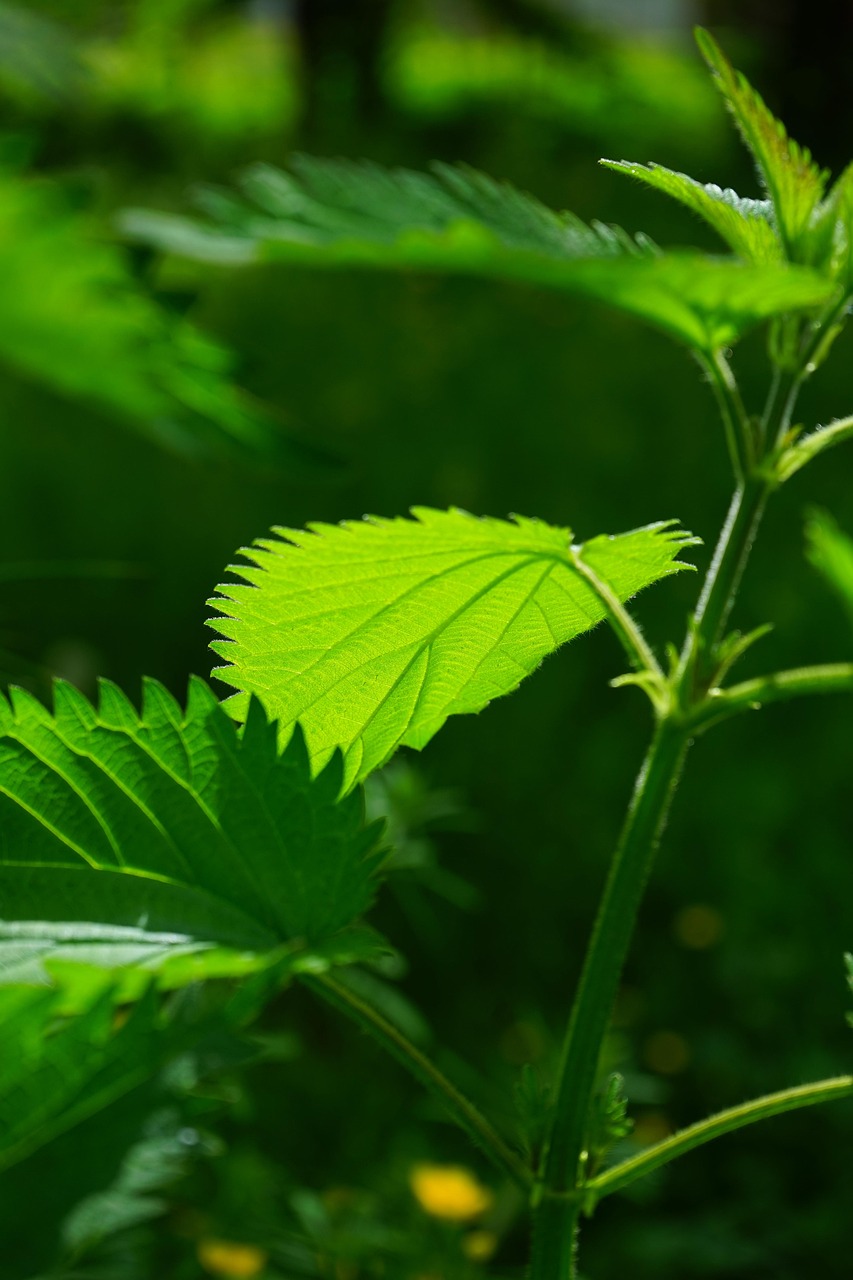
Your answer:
209,507 -> 698,789
121,157 -> 835,351
600,160 -> 780,264
0,678 -> 384,990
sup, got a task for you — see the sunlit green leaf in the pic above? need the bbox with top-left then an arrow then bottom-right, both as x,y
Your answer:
695,28 -> 828,257
209,508 -> 697,789
776,416 -> 853,483
0,679 -> 384,989
600,160 -> 780,264
808,162 -> 853,284
122,157 -> 835,352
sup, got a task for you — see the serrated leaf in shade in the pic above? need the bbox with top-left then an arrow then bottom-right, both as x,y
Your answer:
695,28 -> 828,258
806,511 -> 853,631
209,508 -> 698,789
0,678 -> 384,989
0,164 -> 283,460
121,157 -> 835,353
600,160 -> 780,264
0,982 -> 174,1176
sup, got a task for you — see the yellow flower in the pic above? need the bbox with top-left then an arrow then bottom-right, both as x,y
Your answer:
463,1230 -> 498,1261
409,1163 -> 493,1221
198,1238 -> 268,1278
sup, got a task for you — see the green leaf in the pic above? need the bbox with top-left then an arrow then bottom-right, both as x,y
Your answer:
209,508 -> 697,789
600,160 -> 780,264
0,982 -> 175,1176
0,678 -> 384,989
776,415 -> 853,483
121,157 -> 835,352
586,1071 -> 634,1174
808,162 -> 853,284
806,511 -> 853,630
695,28 -> 828,258
0,164 -> 279,458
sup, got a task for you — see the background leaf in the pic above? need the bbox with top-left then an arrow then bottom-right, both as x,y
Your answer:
121,157 -> 835,352
806,510 -> 853,630
0,982 -> 175,1176
0,163 -> 280,458
0,678 -> 384,988
210,508 -> 697,788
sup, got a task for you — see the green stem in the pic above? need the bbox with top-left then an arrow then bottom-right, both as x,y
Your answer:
530,720 -> 690,1278
302,973 -> 533,1190
689,663 -> 853,732
569,547 -> 664,682
678,471 -> 772,696
701,348 -> 753,480
531,346 -> 811,1276
587,1076 -> 853,1204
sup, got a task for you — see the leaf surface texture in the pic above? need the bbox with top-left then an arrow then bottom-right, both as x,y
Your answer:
210,508 -> 697,787
0,679 -> 383,986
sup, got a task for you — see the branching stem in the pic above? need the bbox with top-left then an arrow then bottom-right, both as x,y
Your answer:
586,1076 -> 853,1204
689,663 -> 853,732
569,547 -> 664,685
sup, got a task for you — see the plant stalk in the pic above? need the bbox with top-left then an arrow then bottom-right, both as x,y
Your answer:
531,341 -> 815,1276
587,1075 -> 853,1203
688,663 -> 853,732
303,973 -> 532,1190
530,720 -> 689,1278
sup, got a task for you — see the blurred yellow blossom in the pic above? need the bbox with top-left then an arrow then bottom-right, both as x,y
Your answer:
409,1163 -> 493,1221
198,1238 -> 268,1278
463,1229 -> 498,1260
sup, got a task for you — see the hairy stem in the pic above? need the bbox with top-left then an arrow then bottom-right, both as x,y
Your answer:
569,546 -> 664,682
530,721 -> 689,1278
587,1076 -> 853,1204
302,973 -> 532,1190
531,340 -> 815,1276
689,663 -> 853,732
701,348 -> 753,480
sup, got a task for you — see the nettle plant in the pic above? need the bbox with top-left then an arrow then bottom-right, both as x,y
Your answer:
3,30 -> 853,1279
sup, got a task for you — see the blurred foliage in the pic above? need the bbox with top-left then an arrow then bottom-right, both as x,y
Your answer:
1,2 -> 852,1278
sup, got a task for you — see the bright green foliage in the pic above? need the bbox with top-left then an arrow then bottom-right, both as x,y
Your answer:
695,28 -> 829,260
0,164 -> 276,455
209,508 -> 697,788
0,982 -> 171,1175
808,162 -> 853,284
776,416 -> 853,483
121,157 -> 835,353
600,161 -> 780,264
807,511 -> 853,629
0,678 -> 384,990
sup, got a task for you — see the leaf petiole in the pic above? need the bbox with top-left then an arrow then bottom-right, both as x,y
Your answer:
585,1075 -> 853,1207
302,972 -> 533,1190
687,663 -> 853,733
